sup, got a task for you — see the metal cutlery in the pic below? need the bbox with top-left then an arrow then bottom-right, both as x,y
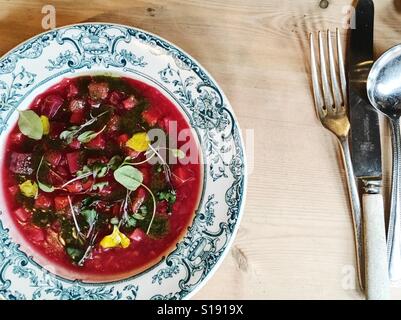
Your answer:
348,0 -> 389,299
367,44 -> 401,284
310,29 -> 363,290
310,28 -> 389,299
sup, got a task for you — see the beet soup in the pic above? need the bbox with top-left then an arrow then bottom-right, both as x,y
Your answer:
1,75 -> 202,280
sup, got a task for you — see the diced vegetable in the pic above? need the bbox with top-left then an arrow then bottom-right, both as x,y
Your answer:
66,83 -> 79,98
66,152 -> 81,174
88,82 -> 109,100
54,196 -> 69,211
106,115 -> 120,133
41,94 -> 64,118
70,110 -> 85,124
108,91 -> 123,105
14,207 -> 31,222
10,152 -> 33,175
129,228 -> 146,242
8,185 -> 19,196
142,108 -> 160,126
122,95 -> 137,110
68,139 -> 81,150
45,150 -> 62,167
26,226 -> 45,242
131,188 -> 146,213
35,194 -> 53,209
69,99 -> 85,112
19,180 -> 38,198
85,134 -> 105,149
9,132 -> 25,145
100,226 -> 130,249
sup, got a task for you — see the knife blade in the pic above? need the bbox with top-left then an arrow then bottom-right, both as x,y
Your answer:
348,0 -> 389,299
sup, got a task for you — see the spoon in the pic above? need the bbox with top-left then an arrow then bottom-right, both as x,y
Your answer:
367,44 -> 401,282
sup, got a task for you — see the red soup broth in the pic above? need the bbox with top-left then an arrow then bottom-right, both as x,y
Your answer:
1,75 -> 202,281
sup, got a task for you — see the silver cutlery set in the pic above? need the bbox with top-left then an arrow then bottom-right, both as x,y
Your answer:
310,0 -> 401,299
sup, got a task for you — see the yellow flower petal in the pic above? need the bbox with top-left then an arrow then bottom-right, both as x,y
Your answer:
126,132 -> 149,152
19,180 -> 38,198
120,232 -> 131,248
100,226 -> 121,249
40,115 -> 50,135
99,226 -> 130,249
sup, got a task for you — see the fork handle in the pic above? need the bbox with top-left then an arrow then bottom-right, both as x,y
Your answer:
362,190 -> 390,300
340,137 -> 364,290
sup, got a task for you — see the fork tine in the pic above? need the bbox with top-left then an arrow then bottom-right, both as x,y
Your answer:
310,33 -> 324,116
336,28 -> 347,104
318,31 -> 334,110
327,30 -> 343,108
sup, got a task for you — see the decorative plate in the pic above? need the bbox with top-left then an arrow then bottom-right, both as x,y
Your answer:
0,23 -> 247,300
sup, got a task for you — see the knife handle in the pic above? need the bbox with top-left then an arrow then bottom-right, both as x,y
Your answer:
363,192 -> 390,300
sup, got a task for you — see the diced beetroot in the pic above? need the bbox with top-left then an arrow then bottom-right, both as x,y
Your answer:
70,110 -> 85,124
9,132 -> 25,145
69,99 -> 85,112
107,115 -> 120,133
88,82 -> 109,100
48,169 -> 64,185
124,147 -> 140,159
44,150 -> 62,167
108,91 -> 123,105
14,207 -> 31,222
122,95 -> 137,110
9,152 -> 33,175
129,228 -> 146,242
85,134 -> 105,150
66,83 -> 79,98
117,134 -> 129,147
49,122 -> 66,139
40,94 -> 64,118
156,200 -> 168,214
87,97 -> 100,108
112,203 -> 120,216
35,194 -> 53,209
50,220 -> 61,233
66,178 -> 93,193
142,108 -> 161,127
66,151 -> 81,174
54,196 -> 69,211
87,156 -> 108,165
55,165 -> 69,177
131,188 -> 146,213
8,185 -> 19,196
172,166 -> 194,187
68,139 -> 81,150
26,226 -> 45,243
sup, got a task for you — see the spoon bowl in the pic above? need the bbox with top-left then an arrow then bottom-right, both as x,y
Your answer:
367,44 -> 401,282
367,44 -> 401,119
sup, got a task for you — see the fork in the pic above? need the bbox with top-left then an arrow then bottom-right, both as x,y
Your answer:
309,29 -> 364,292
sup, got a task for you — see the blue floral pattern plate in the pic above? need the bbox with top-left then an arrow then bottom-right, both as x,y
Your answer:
0,23 -> 247,300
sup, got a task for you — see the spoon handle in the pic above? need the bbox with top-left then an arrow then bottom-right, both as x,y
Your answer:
388,118 -> 401,282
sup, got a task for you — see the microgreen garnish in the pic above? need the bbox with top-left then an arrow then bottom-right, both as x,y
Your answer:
36,155 -> 55,192
77,125 -> 106,143
59,110 -> 109,143
18,110 -> 43,140
68,195 -> 83,238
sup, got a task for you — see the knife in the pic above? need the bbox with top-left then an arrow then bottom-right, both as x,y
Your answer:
348,0 -> 389,299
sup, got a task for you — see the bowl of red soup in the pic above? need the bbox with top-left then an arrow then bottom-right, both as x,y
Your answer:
0,23 -> 246,300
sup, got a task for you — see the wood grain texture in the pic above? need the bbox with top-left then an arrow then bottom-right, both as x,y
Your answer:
1,0 -> 401,300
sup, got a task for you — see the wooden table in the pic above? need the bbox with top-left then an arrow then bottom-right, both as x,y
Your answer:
1,0 -> 401,300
